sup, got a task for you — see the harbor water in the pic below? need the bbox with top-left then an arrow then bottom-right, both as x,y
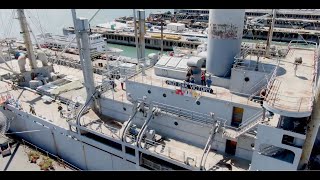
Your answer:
0,9 -> 172,58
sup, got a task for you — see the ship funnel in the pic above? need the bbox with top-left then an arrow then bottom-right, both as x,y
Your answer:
206,9 -> 245,77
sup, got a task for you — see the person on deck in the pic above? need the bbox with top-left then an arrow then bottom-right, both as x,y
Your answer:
120,77 -> 124,90
206,75 -> 212,87
29,104 -> 36,115
190,76 -> 195,84
201,72 -> 206,86
58,104 -> 63,117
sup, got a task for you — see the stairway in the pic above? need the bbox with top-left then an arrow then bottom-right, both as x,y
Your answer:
223,110 -> 264,139
237,110 -> 264,138
259,145 -> 283,156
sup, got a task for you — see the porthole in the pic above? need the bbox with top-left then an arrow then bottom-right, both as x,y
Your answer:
123,107 -> 126,111
174,122 -> 178,126
196,101 -> 200,105
251,143 -> 254,148
148,90 -> 151,94
163,93 -> 166,97
244,77 -> 250,82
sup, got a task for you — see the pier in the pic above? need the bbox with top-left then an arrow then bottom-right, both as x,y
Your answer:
64,27 -> 203,51
63,26 -> 320,51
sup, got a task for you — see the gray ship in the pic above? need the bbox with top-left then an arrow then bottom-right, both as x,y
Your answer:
0,9 -> 319,171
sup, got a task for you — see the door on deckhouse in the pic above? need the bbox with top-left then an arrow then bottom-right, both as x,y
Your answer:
225,139 -> 237,155
231,107 -> 244,128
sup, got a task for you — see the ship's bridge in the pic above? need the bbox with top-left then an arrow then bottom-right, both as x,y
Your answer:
261,41 -> 319,118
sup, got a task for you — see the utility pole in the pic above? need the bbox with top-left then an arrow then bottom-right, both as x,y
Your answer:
160,19 -> 164,55
71,9 -> 97,111
17,9 -> 37,69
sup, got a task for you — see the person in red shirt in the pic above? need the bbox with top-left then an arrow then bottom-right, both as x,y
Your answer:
201,72 -> 206,86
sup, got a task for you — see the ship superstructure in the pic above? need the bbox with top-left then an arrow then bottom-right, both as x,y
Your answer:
0,9 -> 319,171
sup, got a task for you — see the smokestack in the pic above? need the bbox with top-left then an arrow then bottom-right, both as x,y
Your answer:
206,9 -> 245,77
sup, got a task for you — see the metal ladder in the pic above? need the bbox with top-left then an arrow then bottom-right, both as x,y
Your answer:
259,145 -> 283,156
223,110 -> 264,139
235,110 -> 264,138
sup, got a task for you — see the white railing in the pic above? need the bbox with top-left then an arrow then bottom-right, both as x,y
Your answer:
83,117 -> 121,139
141,157 -> 172,170
125,133 -> 199,168
142,137 -> 199,167
129,73 -> 264,107
222,110 -> 264,138
151,101 -> 214,125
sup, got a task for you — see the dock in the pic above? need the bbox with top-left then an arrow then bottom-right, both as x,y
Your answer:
63,25 -> 320,52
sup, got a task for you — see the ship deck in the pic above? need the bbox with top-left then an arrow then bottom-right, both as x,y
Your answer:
264,47 -> 316,116
1,78 -> 249,170
124,132 -> 250,170
127,68 -> 262,108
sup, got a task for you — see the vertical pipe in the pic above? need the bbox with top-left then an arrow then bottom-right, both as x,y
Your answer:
161,19 -> 164,55
17,9 -> 37,69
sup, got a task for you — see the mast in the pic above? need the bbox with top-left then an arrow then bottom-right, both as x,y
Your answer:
299,81 -> 320,169
133,9 -> 140,60
71,9 -> 97,111
16,9 -> 37,69
137,10 -> 146,64
71,10 -> 88,86
265,9 -> 276,57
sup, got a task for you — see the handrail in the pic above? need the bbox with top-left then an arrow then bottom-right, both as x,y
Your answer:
200,120 -> 219,170
121,102 -> 140,142
222,109 -> 264,138
151,101 -> 214,125
136,106 -> 159,148
239,111 -> 264,129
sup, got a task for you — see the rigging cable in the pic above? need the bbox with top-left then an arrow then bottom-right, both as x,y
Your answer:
280,11 -> 308,45
57,9 -> 102,77
4,10 -> 14,38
